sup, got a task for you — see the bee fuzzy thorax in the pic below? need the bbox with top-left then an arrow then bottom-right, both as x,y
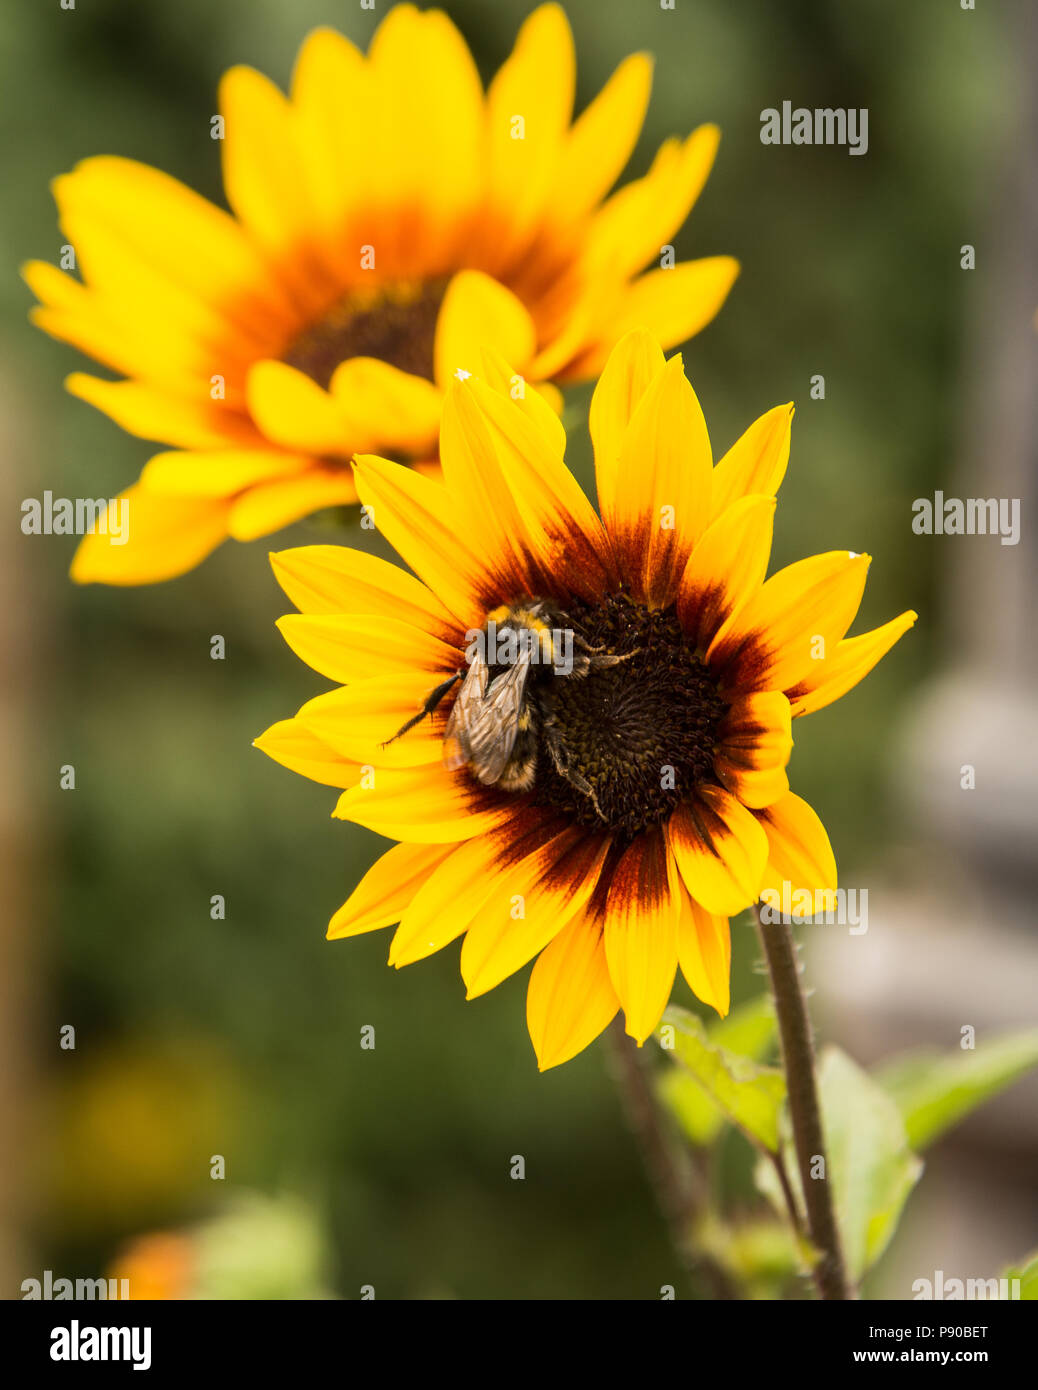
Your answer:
468,604 -> 574,675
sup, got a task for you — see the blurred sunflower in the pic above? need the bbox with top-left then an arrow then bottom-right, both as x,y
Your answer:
255,330 -> 915,1070
23,3 -> 737,585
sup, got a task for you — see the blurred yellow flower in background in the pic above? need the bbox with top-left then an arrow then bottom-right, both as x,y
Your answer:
109,1193 -> 333,1300
110,1233 -> 195,1301
47,1042 -> 245,1240
23,3 -> 737,584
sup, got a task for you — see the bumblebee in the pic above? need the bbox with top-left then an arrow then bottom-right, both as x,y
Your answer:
384,600 -> 628,817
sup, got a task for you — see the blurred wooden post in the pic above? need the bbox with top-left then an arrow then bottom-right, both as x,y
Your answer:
0,374 -> 41,1296
813,0 -> 1038,1290
902,0 -> 1038,880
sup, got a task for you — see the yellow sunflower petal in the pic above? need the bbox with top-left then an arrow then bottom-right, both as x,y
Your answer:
572,258 -> 739,375
351,452 -> 495,623
483,3 -> 575,263
442,375 -> 614,602
269,545 -> 457,632
366,6 -> 484,263
332,764 -> 510,843
327,841 -> 456,940
410,9 -> 486,243
49,237 -> 255,382
786,610 -> 918,717
433,271 -> 537,388
461,830 -> 610,999
226,466 -> 359,541
23,258 -> 93,314
527,911 -> 620,1071
294,676 -> 448,767
389,832 -> 507,967
548,52 -> 653,225
276,613 -> 458,687
29,305 -> 138,384
219,65 -> 329,310
589,328 -> 666,521
66,373 -> 259,451
713,692 -> 792,810
477,346 -> 566,458
246,360 -> 356,456
329,357 -> 441,454
668,785 -> 769,917
708,551 -> 872,696
528,287 -> 603,382
140,448 -> 309,497
603,829 -> 681,1044
70,485 -> 229,586
709,403 -> 794,522
31,287 -> 238,393
290,28 -> 369,251
253,717 -> 361,789
49,156 -> 296,333
584,125 -> 721,278
58,267 -> 260,405
438,378 -> 545,601
755,792 -> 837,899
676,494 -> 776,649
675,887 -> 731,1018
607,353 -> 712,605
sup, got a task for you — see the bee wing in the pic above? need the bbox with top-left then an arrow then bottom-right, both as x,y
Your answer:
444,652 -> 533,785
443,651 -> 488,770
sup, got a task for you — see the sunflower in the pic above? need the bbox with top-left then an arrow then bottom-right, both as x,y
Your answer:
255,330 -> 915,1070
23,3 -> 737,586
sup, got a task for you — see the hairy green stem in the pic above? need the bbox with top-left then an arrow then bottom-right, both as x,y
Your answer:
754,909 -> 853,1300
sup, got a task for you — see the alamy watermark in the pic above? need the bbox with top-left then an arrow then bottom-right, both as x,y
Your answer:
758,883 -> 868,935
21,491 -> 129,544
913,1270 -> 1021,1301
912,492 -> 1020,545
22,1270 -> 129,1300
760,101 -> 868,156
50,1320 -> 152,1372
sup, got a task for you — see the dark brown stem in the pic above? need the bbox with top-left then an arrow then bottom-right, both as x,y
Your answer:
754,909 -> 853,1300
602,1018 -> 738,1299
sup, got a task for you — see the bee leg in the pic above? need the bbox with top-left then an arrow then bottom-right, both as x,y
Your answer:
568,648 -> 640,678
564,763 -> 606,821
563,634 -> 640,679
543,720 -> 607,821
381,670 -> 463,748
587,648 -> 640,670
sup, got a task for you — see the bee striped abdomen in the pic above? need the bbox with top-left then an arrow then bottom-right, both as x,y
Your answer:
496,703 -> 539,792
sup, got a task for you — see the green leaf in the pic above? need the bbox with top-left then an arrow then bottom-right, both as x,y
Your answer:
657,996 -> 777,1148
657,1067 -> 725,1148
711,995 -> 778,1056
1001,1253 -> 1038,1300
656,1004 -> 786,1152
710,994 -> 778,1061
875,1030 -> 1038,1151
696,1213 -> 803,1299
817,1046 -> 923,1281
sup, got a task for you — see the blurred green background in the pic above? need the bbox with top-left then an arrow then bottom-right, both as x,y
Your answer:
1,0 -> 1024,1298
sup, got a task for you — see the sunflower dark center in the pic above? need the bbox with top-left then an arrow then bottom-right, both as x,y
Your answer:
280,277 -> 448,390
532,594 -> 726,841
